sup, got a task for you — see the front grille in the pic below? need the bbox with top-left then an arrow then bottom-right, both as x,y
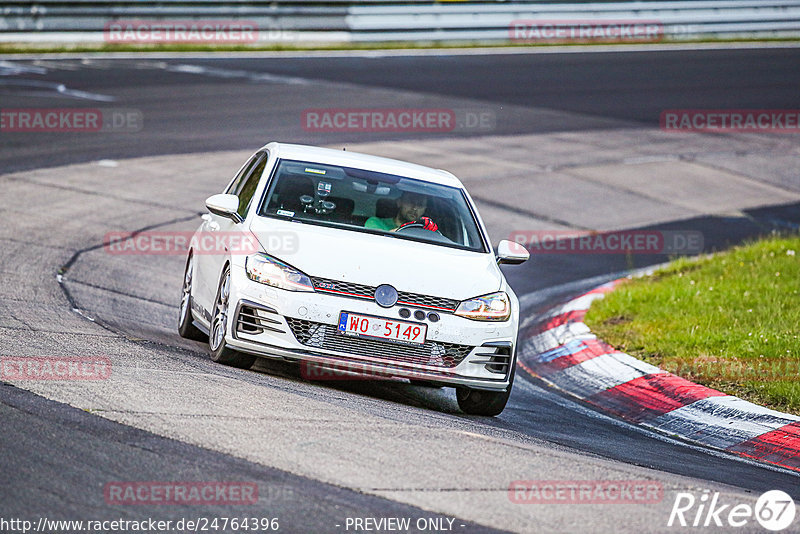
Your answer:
396,291 -> 457,311
285,317 -> 473,368
311,277 -> 373,299
310,276 -> 459,312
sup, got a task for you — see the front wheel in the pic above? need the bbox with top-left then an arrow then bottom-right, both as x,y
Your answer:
456,365 -> 515,416
209,265 -> 256,369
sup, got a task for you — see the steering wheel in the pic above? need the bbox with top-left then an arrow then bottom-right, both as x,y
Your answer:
394,217 -> 441,234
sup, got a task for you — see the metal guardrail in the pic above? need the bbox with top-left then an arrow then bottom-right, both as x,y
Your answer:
347,0 -> 800,41
2,1 -> 800,43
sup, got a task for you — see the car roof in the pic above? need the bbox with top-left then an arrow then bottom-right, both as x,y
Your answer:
261,142 -> 464,188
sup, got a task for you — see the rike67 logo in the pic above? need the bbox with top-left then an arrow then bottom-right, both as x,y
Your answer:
668,490 -> 795,531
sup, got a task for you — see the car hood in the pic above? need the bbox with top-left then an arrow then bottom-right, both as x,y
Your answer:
249,217 -> 502,301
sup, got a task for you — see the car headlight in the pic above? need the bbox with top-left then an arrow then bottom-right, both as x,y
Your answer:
245,254 -> 314,292
454,291 -> 511,321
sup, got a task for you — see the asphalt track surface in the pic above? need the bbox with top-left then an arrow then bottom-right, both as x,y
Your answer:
3,45 -> 800,174
2,46 -> 800,533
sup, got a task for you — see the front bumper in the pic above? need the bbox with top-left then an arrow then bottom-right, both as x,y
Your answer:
225,266 -> 518,391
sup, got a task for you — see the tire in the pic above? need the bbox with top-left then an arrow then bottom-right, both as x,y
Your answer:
178,254 -> 207,341
209,265 -> 256,369
456,364 -> 515,416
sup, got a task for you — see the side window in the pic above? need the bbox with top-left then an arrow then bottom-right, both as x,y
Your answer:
236,154 -> 268,219
225,153 -> 260,195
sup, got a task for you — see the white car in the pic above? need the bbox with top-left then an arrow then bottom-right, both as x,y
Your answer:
179,142 -> 529,415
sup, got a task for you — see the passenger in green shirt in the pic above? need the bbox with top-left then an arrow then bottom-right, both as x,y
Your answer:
365,191 -> 436,232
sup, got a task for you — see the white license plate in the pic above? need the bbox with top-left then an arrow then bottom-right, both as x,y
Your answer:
337,312 -> 427,346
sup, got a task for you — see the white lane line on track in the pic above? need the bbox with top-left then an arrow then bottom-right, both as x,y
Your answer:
0,79 -> 116,101
0,60 -> 47,75
0,59 -> 315,101
31,59 -> 82,71
164,63 -> 312,85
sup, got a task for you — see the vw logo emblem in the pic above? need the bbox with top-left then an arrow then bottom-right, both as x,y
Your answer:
374,284 -> 398,308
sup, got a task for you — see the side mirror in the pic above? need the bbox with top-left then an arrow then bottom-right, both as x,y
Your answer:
496,239 -> 530,265
205,194 -> 243,223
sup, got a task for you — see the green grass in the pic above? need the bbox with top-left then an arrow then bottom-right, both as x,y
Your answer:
1,37 -> 799,55
584,233 -> 800,414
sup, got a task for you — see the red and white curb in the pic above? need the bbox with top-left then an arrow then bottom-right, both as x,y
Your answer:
518,281 -> 800,472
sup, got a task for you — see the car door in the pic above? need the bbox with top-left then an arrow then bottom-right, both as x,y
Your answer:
195,151 -> 265,310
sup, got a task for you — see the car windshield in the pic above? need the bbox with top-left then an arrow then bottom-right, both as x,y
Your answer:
258,159 -> 487,252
